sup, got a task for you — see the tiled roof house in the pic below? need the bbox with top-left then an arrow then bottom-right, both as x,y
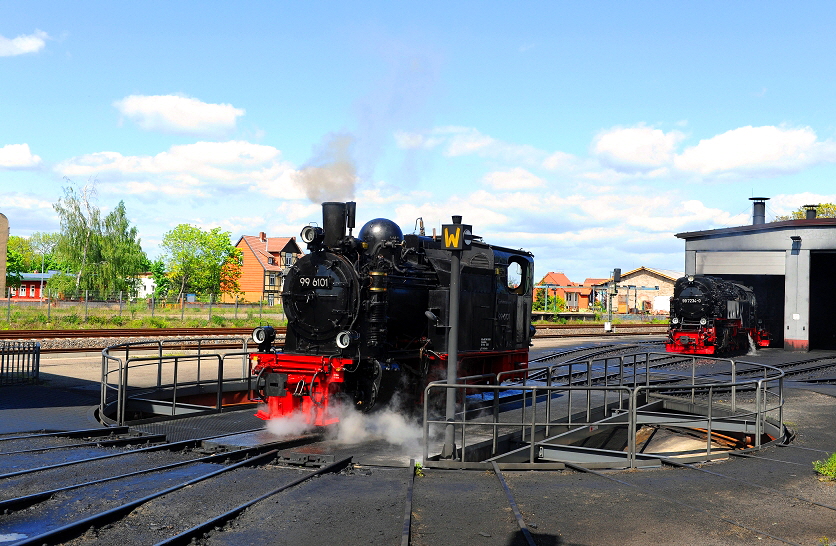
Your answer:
232,232 -> 304,304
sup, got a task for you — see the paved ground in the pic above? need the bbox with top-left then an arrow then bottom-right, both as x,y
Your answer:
2,340 -> 836,545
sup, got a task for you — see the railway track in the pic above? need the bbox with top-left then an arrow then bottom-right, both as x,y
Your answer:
0,424 -> 543,546
0,324 -> 667,354
0,323 -> 667,341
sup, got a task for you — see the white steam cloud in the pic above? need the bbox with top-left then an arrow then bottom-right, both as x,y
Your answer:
262,403 -> 424,461
293,133 -> 358,203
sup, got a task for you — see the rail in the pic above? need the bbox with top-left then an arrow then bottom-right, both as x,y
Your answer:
0,341 -> 40,385
100,337 -> 254,425
423,352 -> 786,468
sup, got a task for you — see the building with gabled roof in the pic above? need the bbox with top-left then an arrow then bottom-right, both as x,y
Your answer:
231,232 -> 304,304
591,266 -> 682,314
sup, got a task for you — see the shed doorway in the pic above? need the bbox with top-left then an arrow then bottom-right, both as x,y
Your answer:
810,252 -> 836,349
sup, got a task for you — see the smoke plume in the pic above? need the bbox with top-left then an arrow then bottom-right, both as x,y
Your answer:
293,133 -> 358,203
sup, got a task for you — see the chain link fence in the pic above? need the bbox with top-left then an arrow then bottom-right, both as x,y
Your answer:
2,288 -> 285,328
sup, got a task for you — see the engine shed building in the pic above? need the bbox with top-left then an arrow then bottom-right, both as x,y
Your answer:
676,199 -> 836,351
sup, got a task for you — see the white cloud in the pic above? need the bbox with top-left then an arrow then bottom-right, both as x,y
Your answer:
0,143 -> 42,169
0,30 -> 49,56
768,192 -> 836,218
482,168 -> 545,190
57,140 -> 304,199
395,126 -> 545,164
674,125 -> 825,175
114,94 -> 245,136
593,126 -> 684,173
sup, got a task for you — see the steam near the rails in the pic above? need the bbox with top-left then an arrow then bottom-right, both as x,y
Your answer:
293,133 -> 358,203
263,403 -> 423,461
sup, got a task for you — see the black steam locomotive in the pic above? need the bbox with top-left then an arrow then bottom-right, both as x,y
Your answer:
250,202 -> 534,425
666,275 -> 770,355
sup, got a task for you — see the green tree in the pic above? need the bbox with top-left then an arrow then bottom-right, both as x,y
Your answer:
5,247 -> 26,287
53,181 -> 146,296
774,203 -> 836,221
98,202 -> 147,294
30,232 -> 61,273
7,236 -> 37,272
149,259 -> 170,299
161,225 -> 241,299
53,182 -> 100,292
533,288 -> 565,312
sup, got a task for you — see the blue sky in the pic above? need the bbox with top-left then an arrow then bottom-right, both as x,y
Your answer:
3,2 -> 836,282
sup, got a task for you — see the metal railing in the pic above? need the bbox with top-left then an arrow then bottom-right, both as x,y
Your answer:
0,341 -> 40,385
423,352 -> 786,468
101,337 -> 253,425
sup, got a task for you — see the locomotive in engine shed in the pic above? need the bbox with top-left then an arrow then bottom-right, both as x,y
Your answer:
250,201 -> 534,425
666,274 -> 770,355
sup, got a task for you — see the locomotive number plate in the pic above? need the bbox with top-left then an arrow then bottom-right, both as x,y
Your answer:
299,275 -> 332,289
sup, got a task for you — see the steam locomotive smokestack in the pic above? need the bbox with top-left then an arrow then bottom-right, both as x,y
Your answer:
804,204 -> 818,220
750,197 -> 769,225
322,202 -> 347,247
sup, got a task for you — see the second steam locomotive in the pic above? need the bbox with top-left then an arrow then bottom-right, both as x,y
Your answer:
666,275 -> 770,355
250,201 -> 534,425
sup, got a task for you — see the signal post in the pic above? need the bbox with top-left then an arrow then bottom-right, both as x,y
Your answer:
440,216 -> 472,459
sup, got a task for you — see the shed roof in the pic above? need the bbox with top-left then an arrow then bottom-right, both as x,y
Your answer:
676,217 -> 836,239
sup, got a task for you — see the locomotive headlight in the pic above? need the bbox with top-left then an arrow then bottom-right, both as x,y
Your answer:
252,326 -> 276,350
300,225 -> 324,245
700,318 -> 708,326
671,317 -> 679,324
336,330 -> 360,349
687,276 -> 694,282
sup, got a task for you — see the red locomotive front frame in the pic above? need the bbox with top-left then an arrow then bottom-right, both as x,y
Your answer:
666,319 -> 770,355
250,348 -> 529,426
251,353 -> 353,426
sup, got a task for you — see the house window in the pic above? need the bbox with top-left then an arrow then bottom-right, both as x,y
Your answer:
268,273 -> 276,286
284,252 -> 293,266
267,257 -> 275,265
267,293 -> 275,306
29,285 -> 35,297
10,287 -> 16,296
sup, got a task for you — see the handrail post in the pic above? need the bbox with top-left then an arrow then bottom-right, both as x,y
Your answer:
567,362 -> 573,425
603,358 -> 609,412
545,365 -> 552,437
778,376 -> 785,441
586,360 -> 592,423
423,385 -> 431,463
153,340 -> 161,387
172,356 -> 179,416
691,356 -> 696,404
706,386 -> 713,456
755,380 -> 763,448
629,387 -> 637,469
530,386 -> 537,464
731,359 -> 737,413
492,382 -> 499,455
216,355 -> 224,412
461,384 -> 467,462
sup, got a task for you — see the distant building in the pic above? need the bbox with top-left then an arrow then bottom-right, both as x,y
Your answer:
232,232 -> 304,305
136,272 -> 156,298
592,267 -> 682,314
535,273 -> 608,310
9,271 -> 60,300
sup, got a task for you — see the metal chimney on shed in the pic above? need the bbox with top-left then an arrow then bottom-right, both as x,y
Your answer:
749,197 -> 769,225
804,204 -> 818,219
